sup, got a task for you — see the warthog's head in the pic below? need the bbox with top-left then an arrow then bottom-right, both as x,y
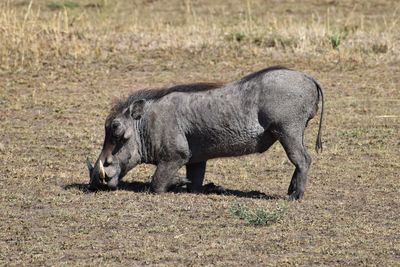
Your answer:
87,99 -> 146,190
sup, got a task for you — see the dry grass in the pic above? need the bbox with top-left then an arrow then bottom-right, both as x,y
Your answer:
1,0 -> 399,266
1,0 -> 399,72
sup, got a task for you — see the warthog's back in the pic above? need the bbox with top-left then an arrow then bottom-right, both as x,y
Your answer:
152,68 -> 320,162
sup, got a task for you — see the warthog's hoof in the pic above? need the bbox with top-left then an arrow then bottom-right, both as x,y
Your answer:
288,191 -> 304,201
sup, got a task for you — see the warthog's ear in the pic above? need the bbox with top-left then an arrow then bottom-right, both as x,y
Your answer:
126,99 -> 146,120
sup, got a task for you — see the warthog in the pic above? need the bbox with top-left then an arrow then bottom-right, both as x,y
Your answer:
87,66 -> 324,200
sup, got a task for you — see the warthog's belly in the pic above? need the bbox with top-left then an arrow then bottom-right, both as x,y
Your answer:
187,122 -> 271,162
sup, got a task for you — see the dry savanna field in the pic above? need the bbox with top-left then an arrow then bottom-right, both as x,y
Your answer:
0,0 -> 399,266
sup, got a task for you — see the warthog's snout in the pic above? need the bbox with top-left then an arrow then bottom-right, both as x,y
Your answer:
106,175 -> 119,190
86,158 -> 119,190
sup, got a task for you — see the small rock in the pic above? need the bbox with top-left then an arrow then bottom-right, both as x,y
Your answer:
0,143 -> 5,152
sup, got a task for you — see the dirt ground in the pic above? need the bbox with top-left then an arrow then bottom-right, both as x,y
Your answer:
0,0 -> 399,266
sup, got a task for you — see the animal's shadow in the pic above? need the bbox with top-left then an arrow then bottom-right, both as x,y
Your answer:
64,181 -> 283,200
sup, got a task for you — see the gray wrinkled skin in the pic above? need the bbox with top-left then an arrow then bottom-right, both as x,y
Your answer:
88,66 -> 324,200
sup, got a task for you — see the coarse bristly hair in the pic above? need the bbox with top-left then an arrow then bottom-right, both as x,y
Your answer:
239,65 -> 288,84
109,82 -> 224,117
109,66 -> 289,118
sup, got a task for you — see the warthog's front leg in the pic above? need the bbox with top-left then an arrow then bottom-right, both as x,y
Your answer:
150,160 -> 187,193
186,161 -> 207,193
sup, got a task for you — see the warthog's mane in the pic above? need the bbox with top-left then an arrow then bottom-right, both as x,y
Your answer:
110,65 -> 288,117
239,65 -> 288,83
110,82 -> 224,117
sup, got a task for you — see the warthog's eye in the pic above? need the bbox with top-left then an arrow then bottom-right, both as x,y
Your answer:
111,120 -> 124,138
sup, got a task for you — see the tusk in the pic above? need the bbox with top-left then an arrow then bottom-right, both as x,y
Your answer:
99,160 -> 106,179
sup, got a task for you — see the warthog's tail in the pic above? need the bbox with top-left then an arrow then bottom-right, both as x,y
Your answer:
312,77 -> 324,153
306,75 -> 324,153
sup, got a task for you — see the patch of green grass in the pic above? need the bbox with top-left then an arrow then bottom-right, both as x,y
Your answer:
229,202 -> 287,226
47,1 -> 79,10
329,28 -> 350,50
329,32 -> 342,49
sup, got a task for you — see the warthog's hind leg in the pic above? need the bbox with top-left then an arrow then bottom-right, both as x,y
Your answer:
279,124 -> 312,200
186,161 -> 207,193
